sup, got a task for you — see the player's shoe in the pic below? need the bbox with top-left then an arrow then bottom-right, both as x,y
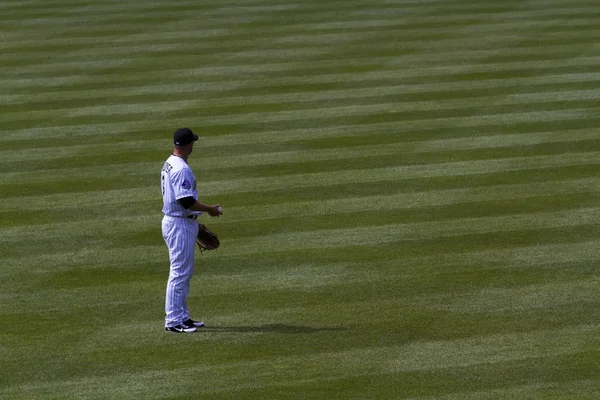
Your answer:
183,318 -> 205,328
165,324 -> 197,333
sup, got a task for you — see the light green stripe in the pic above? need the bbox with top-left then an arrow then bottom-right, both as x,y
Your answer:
2,17 -> 598,52
230,177 -> 600,222
2,208 -> 598,253
218,208 -> 600,255
0,0 -> 287,18
405,379 -> 600,400
388,239 -> 600,278
2,324 -> 598,396
3,239 -> 599,287
1,106 -> 597,135
2,150 -> 600,195
2,72 -> 599,106
4,55 -> 600,90
0,113 -> 595,146
3,240 -> 599,314
2,129 -> 599,172
3,29 -> 599,64
3,88 -> 599,123
2,176 -> 600,234
1,42 -> 596,78
424,280 -> 600,313
349,6 -> 600,19
5,4 -> 600,26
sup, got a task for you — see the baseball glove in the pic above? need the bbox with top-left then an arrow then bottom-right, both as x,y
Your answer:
196,223 -> 220,252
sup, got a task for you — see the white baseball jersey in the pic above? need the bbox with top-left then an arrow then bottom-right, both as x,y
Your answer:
161,155 -> 199,217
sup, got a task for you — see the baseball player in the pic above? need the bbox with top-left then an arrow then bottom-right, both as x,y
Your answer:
161,127 -> 222,333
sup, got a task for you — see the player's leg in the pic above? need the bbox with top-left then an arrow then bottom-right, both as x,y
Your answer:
181,221 -> 199,321
162,217 -> 196,327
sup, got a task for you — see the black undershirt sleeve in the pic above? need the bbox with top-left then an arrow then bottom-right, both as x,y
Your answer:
177,196 -> 196,209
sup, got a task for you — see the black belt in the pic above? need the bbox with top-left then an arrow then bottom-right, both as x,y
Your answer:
187,215 -> 198,220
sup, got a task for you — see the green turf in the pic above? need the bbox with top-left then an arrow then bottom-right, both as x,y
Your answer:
1,0 -> 600,399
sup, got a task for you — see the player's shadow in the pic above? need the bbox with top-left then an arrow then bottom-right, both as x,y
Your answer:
203,324 -> 346,334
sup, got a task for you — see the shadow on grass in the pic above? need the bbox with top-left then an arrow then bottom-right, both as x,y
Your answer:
203,324 -> 346,334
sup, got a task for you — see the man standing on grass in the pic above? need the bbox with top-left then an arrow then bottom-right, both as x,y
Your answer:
160,128 -> 222,333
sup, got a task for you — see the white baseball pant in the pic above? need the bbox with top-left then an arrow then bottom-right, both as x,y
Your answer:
162,215 -> 199,327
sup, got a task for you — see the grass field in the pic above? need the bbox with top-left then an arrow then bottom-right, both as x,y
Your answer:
1,0 -> 600,398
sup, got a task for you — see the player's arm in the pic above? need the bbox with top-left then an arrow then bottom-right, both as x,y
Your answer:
172,169 -> 222,216
178,196 -> 222,216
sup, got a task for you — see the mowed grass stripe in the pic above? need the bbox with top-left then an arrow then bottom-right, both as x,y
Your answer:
2,42 -> 598,79
9,25 -> 585,57
223,177 -> 600,222
2,150 -> 600,199
3,174 -> 600,240
4,55 -> 600,93
1,104 -> 597,147
403,380 -> 600,400
204,207 -> 600,255
3,72 -> 600,107
5,252 -> 597,315
2,308 -> 596,398
2,128 -> 598,166
3,169 -> 600,232
0,0 -> 248,19
2,104 -> 598,132
3,3 -> 599,28
1,115 -> 598,152
4,88 -> 600,123
3,239 -> 600,297
0,0 -> 283,9
2,324 -> 598,397
3,18 -> 599,53
425,280 -> 600,314
4,28 -> 600,65
4,2 -> 598,23
6,98 -> 597,138
2,208 -> 599,254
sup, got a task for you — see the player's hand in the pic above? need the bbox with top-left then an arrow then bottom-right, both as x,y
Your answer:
208,204 -> 222,217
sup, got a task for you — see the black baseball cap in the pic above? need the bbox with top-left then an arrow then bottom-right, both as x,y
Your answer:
173,128 -> 198,146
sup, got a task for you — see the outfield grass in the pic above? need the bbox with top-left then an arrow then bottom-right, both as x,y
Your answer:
1,0 -> 600,399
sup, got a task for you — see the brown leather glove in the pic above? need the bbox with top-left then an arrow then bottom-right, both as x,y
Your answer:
196,223 -> 220,252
